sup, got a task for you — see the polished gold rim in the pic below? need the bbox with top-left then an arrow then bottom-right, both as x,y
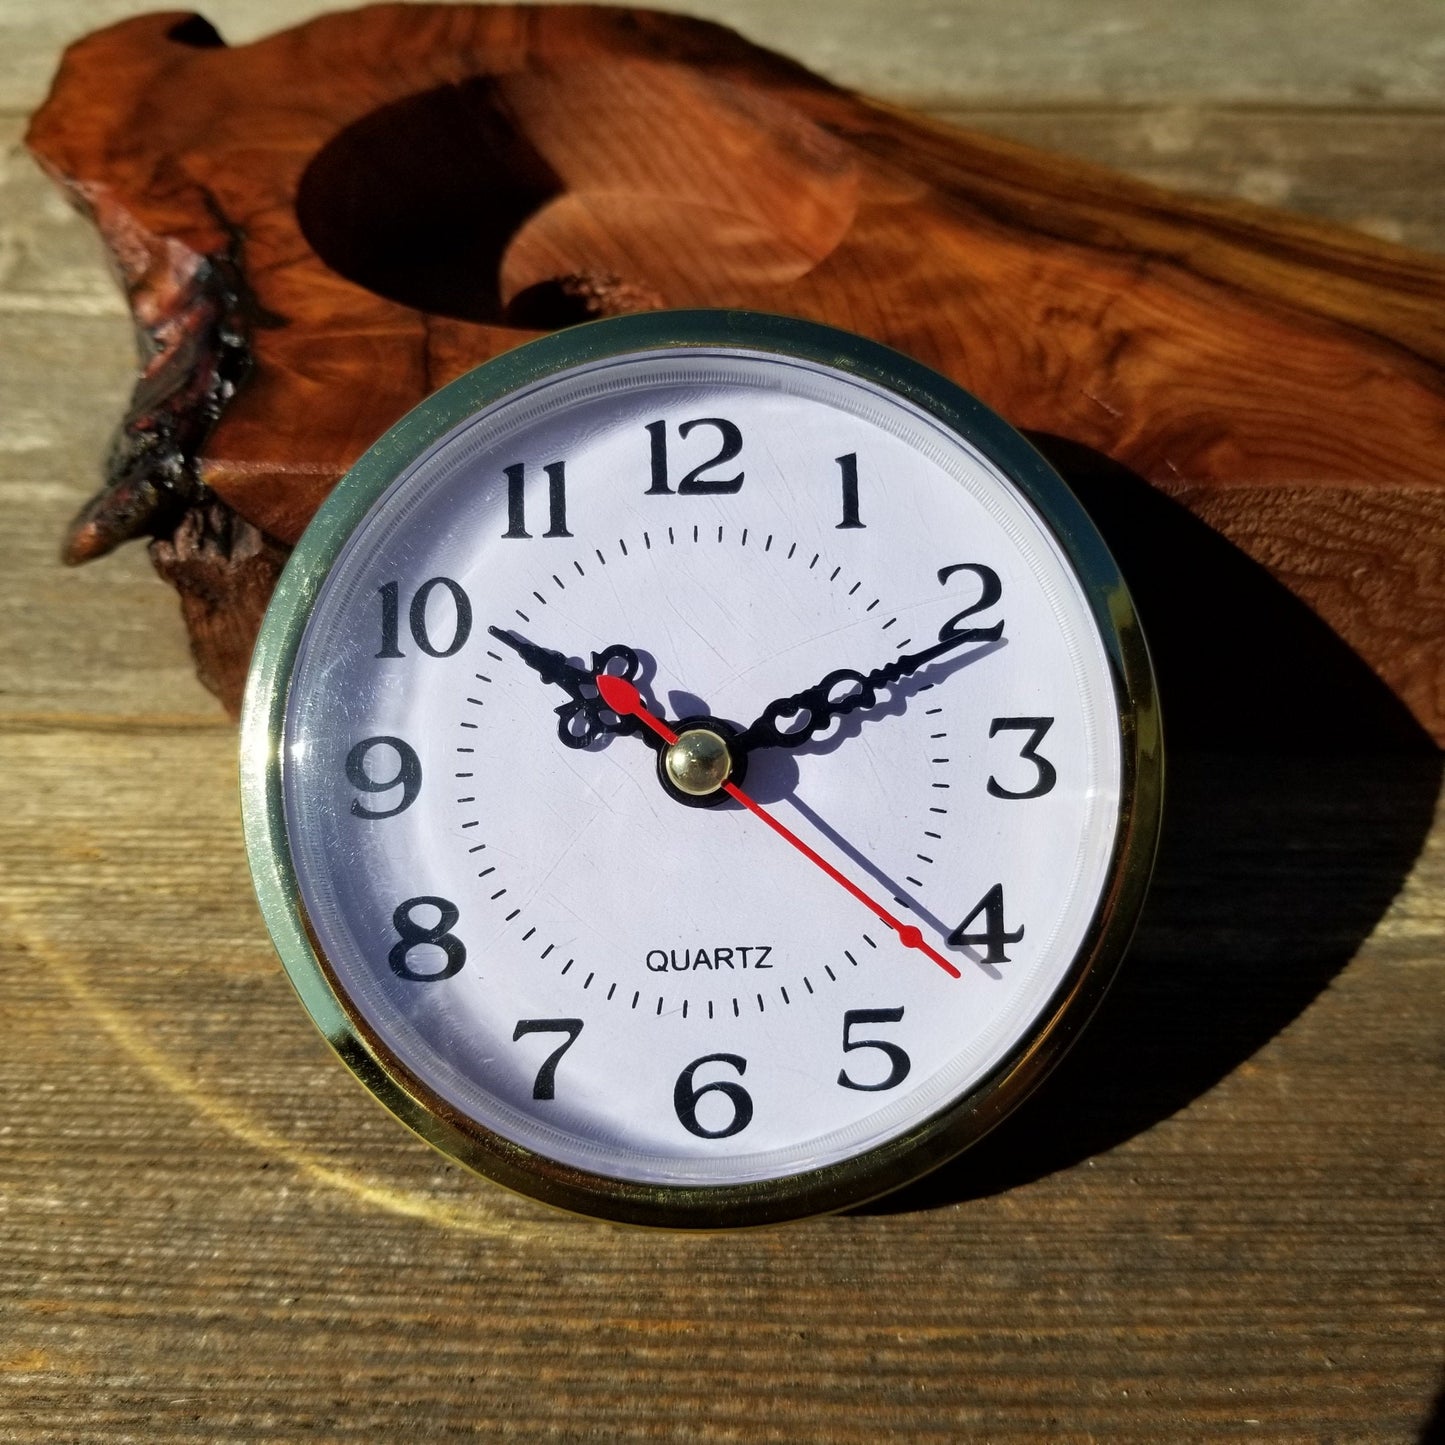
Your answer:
239,309 -> 1163,1229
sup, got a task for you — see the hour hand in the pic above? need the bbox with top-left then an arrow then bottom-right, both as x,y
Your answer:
488,626 -> 594,697
487,626 -> 646,750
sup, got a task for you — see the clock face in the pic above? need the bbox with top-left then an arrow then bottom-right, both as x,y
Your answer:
243,313 -> 1159,1226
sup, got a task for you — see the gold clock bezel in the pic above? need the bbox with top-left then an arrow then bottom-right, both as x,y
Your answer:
240,310 -> 1163,1228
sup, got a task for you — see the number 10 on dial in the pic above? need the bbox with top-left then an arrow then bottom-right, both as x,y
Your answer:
242,311 -> 1161,1227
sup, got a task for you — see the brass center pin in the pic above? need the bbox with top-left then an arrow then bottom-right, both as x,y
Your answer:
664,728 -> 733,796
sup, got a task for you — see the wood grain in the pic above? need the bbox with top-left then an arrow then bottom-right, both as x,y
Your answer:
940,105 -> 1445,258
0,280 -> 221,723
0,726 -> 1439,1440
6,0 -> 1445,115
23,5 -> 1445,739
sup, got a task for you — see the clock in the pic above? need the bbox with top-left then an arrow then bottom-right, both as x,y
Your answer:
240,310 -> 1162,1227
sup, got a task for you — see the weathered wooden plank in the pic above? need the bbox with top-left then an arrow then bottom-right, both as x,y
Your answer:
0,330 -> 223,720
948,104 -> 1445,256
0,117 -> 125,308
0,119 -> 222,721
0,728 -> 1439,1439
4,0 -> 1445,115
0,481 -> 221,724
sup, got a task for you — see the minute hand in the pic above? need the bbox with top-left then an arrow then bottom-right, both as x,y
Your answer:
732,617 -> 1003,756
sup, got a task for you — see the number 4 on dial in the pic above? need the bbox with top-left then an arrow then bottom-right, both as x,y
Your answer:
948,885 -> 1024,964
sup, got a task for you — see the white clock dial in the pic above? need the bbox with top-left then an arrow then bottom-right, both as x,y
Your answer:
244,314 -> 1160,1226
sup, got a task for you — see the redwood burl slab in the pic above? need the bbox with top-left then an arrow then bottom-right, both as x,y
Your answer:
26,6 -> 1445,736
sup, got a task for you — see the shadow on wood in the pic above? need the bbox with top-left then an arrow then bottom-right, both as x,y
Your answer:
1418,1375 -> 1445,1445
868,446 -> 1442,1211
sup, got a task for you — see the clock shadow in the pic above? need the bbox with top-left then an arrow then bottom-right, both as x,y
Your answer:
861,435 -> 1442,1215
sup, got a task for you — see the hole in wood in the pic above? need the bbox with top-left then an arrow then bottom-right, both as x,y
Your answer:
165,15 -> 225,48
502,275 -> 668,330
296,70 -> 859,326
296,79 -> 560,325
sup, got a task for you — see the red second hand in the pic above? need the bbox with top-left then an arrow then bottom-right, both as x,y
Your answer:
596,673 -> 961,979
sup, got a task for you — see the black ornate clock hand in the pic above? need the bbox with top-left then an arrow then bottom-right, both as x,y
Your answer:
731,615 -> 1004,757
487,626 -> 660,750
487,625 -> 602,697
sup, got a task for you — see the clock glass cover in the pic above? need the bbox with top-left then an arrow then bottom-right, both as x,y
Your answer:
242,311 -> 1161,1226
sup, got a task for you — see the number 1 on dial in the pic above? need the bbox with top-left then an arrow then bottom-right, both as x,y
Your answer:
835,452 -> 864,528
